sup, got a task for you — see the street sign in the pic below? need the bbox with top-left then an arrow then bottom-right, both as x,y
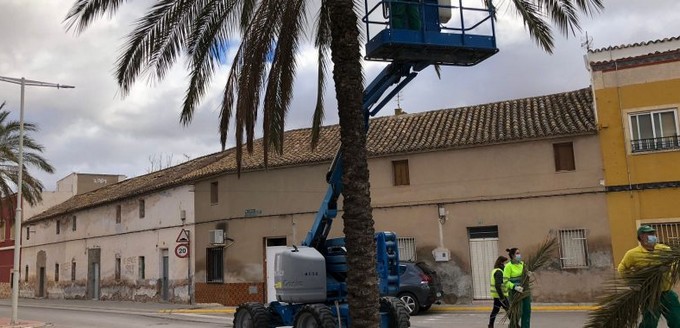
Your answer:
175,243 -> 189,258
176,229 -> 190,243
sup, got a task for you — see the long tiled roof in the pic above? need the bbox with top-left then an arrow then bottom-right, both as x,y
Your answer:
28,87 -> 595,222
590,36 -> 680,53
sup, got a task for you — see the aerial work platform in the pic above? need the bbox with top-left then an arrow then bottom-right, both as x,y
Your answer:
363,0 -> 498,66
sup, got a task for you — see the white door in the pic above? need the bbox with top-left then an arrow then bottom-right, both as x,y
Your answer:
469,238 -> 498,300
265,246 -> 289,303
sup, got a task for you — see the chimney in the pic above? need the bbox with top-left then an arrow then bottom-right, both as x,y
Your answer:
394,107 -> 406,116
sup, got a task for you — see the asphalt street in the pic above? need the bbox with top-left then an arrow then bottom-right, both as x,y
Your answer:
0,299 -> 660,327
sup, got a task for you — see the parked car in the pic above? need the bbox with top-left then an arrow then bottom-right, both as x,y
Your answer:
397,262 -> 443,315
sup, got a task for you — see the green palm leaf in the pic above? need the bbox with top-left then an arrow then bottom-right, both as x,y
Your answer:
505,236 -> 558,326
585,246 -> 680,328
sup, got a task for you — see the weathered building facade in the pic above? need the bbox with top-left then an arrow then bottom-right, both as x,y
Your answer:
192,88 -> 614,304
20,159 -> 223,301
0,173 -> 123,298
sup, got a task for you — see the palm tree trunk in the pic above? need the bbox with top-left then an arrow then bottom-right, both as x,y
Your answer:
327,1 -> 379,327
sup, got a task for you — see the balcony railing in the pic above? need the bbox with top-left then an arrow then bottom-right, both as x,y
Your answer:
631,135 -> 680,153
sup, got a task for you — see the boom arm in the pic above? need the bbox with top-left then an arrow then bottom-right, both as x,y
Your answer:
302,62 -> 429,251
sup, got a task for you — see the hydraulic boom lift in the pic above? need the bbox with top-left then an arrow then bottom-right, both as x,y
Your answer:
233,1 -> 498,327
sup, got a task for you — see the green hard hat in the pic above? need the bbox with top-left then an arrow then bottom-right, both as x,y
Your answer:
637,225 -> 655,235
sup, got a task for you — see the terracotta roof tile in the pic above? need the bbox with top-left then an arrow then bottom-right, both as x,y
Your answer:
589,36 -> 680,53
28,87 -> 595,222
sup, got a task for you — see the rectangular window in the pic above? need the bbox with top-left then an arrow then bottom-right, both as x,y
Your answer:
139,199 -> 145,218
25,226 -> 29,240
0,221 -> 5,242
71,262 -> 76,281
138,256 -> 145,280
647,222 -> 680,246
115,257 -> 121,281
206,248 -> 224,283
210,181 -> 219,204
553,142 -> 575,171
25,265 -> 29,282
630,109 -> 680,152
397,237 -> 417,262
392,160 -> 410,186
116,205 -> 122,224
558,229 -> 589,268
55,263 -> 59,282
72,216 -> 77,231
56,220 -> 60,235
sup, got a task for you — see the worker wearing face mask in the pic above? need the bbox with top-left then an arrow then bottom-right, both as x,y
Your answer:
504,248 -> 531,328
618,225 -> 680,328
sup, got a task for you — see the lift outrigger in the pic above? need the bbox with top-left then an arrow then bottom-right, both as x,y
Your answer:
233,1 -> 498,327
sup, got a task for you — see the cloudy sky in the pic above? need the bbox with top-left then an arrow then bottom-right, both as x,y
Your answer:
0,0 -> 679,191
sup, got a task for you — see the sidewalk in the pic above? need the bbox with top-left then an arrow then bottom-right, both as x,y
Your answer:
0,318 -> 47,328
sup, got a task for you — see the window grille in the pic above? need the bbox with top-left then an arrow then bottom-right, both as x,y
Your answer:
55,263 -> 59,282
558,229 -> 588,268
397,237 -> 416,262
206,247 -> 224,282
71,262 -> 76,281
647,222 -> 680,246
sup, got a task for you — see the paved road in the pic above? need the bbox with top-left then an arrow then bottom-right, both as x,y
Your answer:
0,299 -> 655,328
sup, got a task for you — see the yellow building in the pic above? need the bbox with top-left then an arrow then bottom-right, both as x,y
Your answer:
588,36 -> 680,262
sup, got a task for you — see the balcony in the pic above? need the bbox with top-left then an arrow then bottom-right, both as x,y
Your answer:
631,135 -> 680,153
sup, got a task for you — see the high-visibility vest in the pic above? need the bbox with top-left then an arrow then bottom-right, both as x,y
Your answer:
490,268 -> 507,298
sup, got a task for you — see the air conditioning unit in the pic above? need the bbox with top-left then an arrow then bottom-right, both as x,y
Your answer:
209,229 -> 225,245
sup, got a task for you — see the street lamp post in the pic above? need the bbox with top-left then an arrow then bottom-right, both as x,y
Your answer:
0,76 -> 74,324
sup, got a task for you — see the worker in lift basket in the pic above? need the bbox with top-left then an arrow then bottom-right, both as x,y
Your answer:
389,0 -> 421,30
618,225 -> 680,328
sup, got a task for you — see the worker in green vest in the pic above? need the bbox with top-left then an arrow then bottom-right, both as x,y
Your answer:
390,0 -> 422,30
504,248 -> 531,328
618,225 -> 680,328
489,255 -> 509,328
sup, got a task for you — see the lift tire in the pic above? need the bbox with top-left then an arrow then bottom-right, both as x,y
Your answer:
233,302 -> 270,328
293,304 -> 336,328
398,292 -> 420,315
380,296 -> 410,328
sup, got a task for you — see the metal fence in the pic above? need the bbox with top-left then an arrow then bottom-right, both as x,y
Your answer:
631,135 -> 680,153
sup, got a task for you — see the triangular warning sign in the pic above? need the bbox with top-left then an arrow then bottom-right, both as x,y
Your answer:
176,229 -> 190,243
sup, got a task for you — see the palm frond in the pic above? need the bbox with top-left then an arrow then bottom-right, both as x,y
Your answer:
182,0 -> 240,124
64,0 -> 126,33
511,0 -> 555,53
505,236 -> 558,325
585,246 -> 680,328
310,0 -> 331,150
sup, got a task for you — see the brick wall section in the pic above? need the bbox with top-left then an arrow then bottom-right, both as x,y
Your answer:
195,282 -> 264,306
0,283 -> 10,298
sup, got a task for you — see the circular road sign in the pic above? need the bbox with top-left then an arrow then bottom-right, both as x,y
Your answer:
175,243 -> 189,258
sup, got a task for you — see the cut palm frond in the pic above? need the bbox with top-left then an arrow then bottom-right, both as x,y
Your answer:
584,245 -> 680,328
505,236 -> 558,326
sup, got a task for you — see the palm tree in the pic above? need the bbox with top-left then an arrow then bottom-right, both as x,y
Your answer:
0,102 -> 55,210
64,0 -> 603,325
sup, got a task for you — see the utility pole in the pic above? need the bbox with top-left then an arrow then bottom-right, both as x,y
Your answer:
0,76 -> 74,324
